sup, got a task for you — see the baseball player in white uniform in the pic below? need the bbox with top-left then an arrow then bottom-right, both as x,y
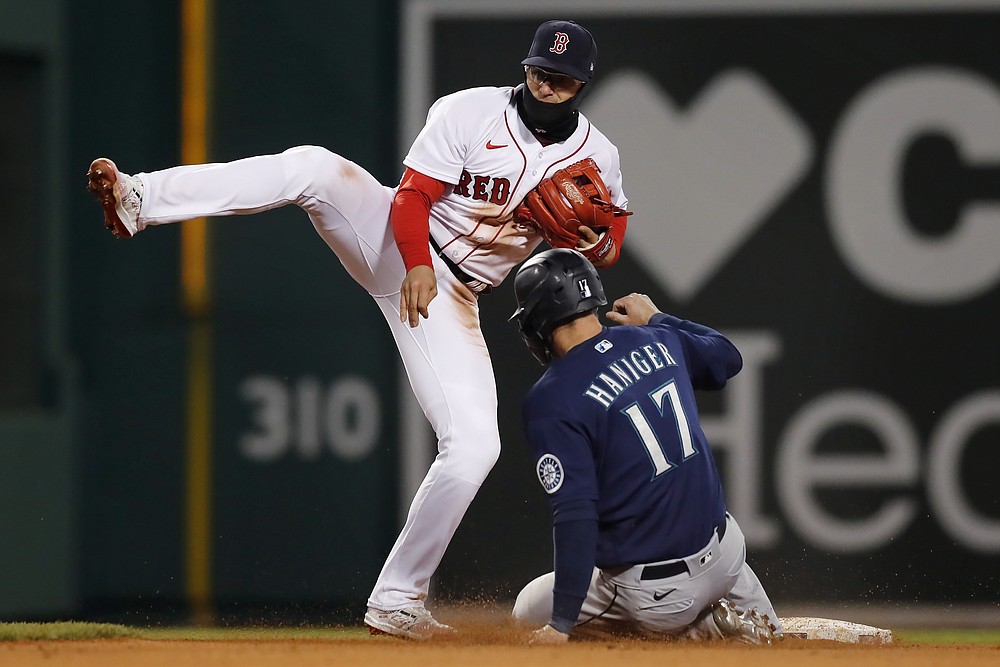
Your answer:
87,19 -> 629,639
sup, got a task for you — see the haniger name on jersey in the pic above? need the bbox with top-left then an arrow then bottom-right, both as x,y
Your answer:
583,341 -> 678,409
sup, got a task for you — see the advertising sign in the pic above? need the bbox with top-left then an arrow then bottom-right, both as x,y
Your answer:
405,0 -> 1000,602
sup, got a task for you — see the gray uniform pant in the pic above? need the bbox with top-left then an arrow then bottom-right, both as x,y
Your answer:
512,513 -> 782,639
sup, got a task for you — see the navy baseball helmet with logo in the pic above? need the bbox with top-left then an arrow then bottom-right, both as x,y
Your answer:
509,248 -> 607,364
522,19 -> 597,83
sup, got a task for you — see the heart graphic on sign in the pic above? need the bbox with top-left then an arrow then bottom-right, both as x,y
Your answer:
585,69 -> 813,302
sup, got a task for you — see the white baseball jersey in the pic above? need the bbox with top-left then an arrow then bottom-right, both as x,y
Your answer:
404,86 -> 628,287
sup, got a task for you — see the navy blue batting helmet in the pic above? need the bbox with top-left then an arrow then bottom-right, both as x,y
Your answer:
509,248 -> 607,364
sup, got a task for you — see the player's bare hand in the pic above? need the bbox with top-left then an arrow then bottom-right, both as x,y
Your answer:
400,265 -> 437,328
605,292 -> 661,326
576,225 -> 602,250
576,226 -> 617,267
527,624 -> 570,645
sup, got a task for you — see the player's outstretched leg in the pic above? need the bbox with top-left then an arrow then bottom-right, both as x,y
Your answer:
86,158 -> 145,239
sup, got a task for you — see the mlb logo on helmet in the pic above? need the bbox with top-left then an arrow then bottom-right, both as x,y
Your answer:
577,278 -> 592,298
522,19 -> 597,82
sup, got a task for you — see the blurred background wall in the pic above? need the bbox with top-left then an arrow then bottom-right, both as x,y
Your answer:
0,0 -> 997,625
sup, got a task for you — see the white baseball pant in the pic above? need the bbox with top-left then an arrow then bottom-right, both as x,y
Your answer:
135,145 -> 502,611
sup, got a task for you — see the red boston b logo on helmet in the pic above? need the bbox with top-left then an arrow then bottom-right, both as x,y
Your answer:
549,32 -> 570,54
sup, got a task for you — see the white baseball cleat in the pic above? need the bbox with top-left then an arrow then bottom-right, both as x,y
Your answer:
364,606 -> 456,640
711,599 -> 778,645
87,157 -> 145,238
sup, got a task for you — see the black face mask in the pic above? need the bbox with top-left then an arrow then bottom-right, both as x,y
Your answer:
515,83 -> 587,142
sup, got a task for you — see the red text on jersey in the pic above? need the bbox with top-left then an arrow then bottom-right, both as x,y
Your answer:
453,170 -> 512,206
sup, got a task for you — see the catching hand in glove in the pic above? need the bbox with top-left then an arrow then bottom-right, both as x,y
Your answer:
516,158 -> 632,268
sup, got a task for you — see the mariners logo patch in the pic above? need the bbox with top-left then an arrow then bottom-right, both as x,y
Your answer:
536,454 -> 564,494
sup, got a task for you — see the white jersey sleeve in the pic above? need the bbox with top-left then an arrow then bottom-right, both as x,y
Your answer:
404,87 -> 511,185
589,129 -> 627,212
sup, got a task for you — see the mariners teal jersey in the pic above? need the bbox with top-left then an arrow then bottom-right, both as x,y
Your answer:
523,313 -> 741,569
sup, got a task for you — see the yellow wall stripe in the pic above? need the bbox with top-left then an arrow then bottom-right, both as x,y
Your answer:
181,0 -> 211,317
185,322 -> 213,624
181,0 -> 214,625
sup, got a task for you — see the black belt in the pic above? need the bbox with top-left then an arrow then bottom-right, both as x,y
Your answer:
429,237 -> 492,294
639,518 -> 728,581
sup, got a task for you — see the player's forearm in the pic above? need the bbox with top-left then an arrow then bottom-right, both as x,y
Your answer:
391,190 -> 434,270
650,312 -> 726,340
582,214 -> 627,268
550,505 -> 598,634
651,313 -> 743,387
390,168 -> 449,271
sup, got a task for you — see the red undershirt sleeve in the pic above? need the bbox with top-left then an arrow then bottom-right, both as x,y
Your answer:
605,213 -> 628,266
391,167 -> 449,272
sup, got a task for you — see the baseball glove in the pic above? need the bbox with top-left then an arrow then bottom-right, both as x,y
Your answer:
516,158 -> 632,252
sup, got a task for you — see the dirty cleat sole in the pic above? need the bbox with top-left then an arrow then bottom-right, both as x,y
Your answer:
87,157 -> 138,238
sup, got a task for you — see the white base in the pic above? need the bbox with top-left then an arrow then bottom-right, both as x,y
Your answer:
779,617 -> 893,644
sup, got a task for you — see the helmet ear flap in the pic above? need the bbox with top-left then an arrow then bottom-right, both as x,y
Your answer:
523,333 -> 552,365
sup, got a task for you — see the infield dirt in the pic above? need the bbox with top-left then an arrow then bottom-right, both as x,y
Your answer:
2,635 -> 998,667
2,609 -> 997,667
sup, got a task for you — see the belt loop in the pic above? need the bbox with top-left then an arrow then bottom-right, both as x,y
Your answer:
429,236 -> 491,294
429,235 -> 445,256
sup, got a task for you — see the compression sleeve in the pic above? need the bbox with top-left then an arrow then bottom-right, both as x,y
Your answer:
550,499 -> 598,634
579,205 -> 629,268
604,213 -> 628,267
390,167 -> 449,272
601,145 -> 628,268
